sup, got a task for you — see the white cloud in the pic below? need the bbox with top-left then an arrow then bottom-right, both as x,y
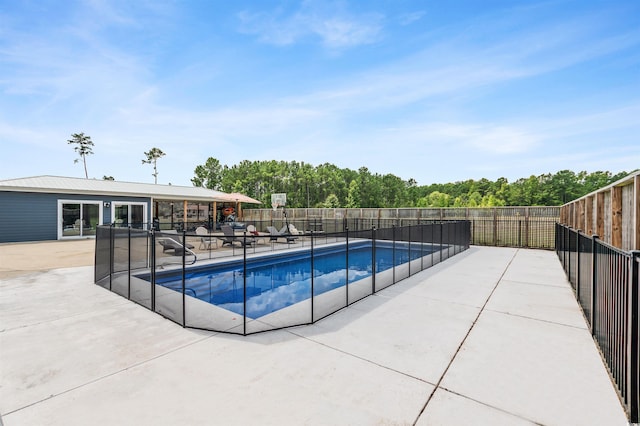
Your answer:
398,11 -> 425,26
237,1 -> 383,49
311,16 -> 382,48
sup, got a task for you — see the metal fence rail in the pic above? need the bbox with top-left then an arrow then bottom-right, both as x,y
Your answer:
244,207 -> 559,249
556,224 -> 639,423
95,221 -> 471,336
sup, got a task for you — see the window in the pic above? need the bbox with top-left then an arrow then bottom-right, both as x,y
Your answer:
58,200 -> 101,239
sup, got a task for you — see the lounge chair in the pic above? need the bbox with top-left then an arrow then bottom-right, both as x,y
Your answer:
195,226 -> 217,250
220,224 -> 253,247
157,237 -> 197,260
266,225 -> 298,243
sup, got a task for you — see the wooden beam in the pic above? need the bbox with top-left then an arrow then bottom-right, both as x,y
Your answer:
611,186 -> 623,249
596,192 -> 605,238
183,200 -> 188,226
577,199 -> 585,232
585,195 -> 593,235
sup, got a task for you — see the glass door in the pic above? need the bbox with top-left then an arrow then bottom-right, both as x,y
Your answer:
59,201 -> 102,238
130,204 -> 144,229
114,204 -> 129,226
82,204 -> 99,236
113,203 -> 147,228
62,203 -> 81,237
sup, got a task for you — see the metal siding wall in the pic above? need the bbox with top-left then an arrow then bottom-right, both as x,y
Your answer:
0,191 -> 151,243
0,191 -> 59,242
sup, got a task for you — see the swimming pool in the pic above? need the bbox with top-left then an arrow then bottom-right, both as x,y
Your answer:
148,240 -> 438,319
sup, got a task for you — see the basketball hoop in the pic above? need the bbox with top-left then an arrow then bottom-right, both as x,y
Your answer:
271,193 -> 286,211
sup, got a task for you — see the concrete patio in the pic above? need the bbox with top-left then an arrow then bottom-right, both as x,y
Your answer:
0,244 -> 630,425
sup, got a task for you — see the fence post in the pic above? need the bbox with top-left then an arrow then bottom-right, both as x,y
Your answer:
392,225 -> 396,284
440,221 -> 444,262
420,223 -> 425,271
371,227 -> 376,294
447,222 -> 452,259
518,219 -> 522,247
563,225 -> 568,267
310,229 -> 315,323
629,251 -> 639,423
407,224 -> 411,276
182,230 -> 186,328
576,230 -> 581,299
525,207 -> 530,248
243,232 -> 248,335
109,224 -> 114,291
345,228 -> 349,306
493,207 -> 497,246
128,226 -> 132,300
591,235 -> 599,335
567,227 -> 571,281
151,229 -> 156,312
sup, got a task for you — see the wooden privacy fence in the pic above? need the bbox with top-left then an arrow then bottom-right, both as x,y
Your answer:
242,207 -> 560,249
561,171 -> 640,251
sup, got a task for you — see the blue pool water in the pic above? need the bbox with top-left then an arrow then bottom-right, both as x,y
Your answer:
150,240 -> 437,319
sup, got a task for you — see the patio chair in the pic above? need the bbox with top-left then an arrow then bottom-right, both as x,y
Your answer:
156,237 -> 197,262
220,224 -> 253,247
266,225 -> 298,243
246,225 -> 267,244
288,224 -> 302,235
195,226 -> 217,250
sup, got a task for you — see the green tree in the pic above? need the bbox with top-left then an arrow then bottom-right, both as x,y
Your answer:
322,194 -> 340,208
67,132 -> 94,179
547,170 -> 581,204
467,191 -> 482,207
191,156 -> 631,208
345,180 -> 361,208
142,148 -> 166,184
427,191 -> 451,207
192,157 -> 223,190
381,174 -> 408,207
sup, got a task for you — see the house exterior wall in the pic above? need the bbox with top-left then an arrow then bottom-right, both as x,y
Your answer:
0,191 -> 149,243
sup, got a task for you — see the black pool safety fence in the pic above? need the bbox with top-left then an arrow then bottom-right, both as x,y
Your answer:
556,224 -> 639,423
95,221 -> 470,336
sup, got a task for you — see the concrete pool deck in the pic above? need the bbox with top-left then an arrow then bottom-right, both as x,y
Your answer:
0,242 -> 630,425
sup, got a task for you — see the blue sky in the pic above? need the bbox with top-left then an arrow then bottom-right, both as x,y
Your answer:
1,0 -> 638,186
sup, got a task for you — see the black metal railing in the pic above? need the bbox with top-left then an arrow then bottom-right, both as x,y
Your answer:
109,214 -> 555,250
95,221 -> 470,336
244,207 -> 559,250
556,223 -> 639,423
239,217 -> 556,250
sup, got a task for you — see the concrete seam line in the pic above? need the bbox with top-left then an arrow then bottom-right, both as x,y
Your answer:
484,308 -> 588,331
0,301 -> 135,333
437,386 -> 545,426
287,330 -> 436,386
2,333 -> 218,416
411,248 -> 519,426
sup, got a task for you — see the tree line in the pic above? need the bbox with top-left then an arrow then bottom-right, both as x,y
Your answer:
191,157 -> 633,208
68,133 -> 630,207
